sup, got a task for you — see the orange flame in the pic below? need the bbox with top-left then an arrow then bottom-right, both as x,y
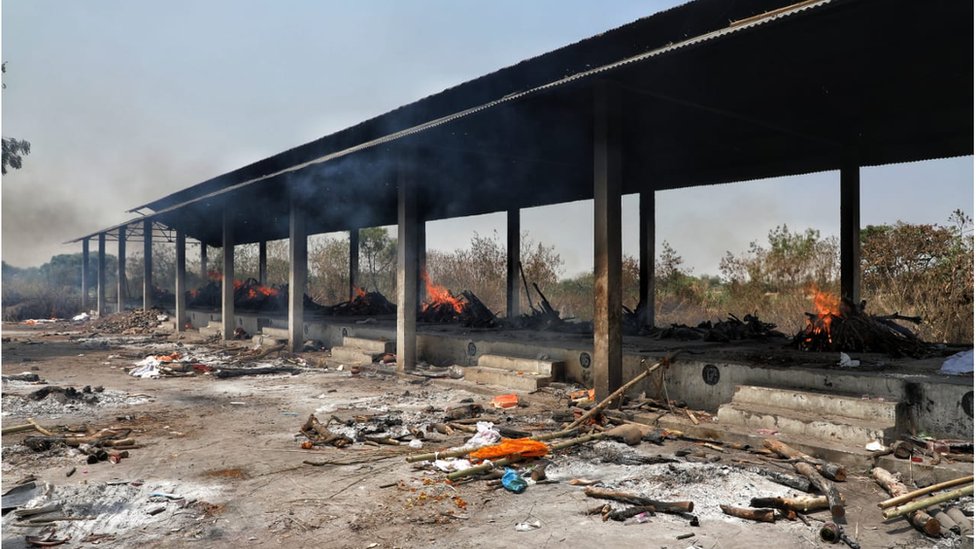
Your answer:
354,286 -> 367,299
247,285 -> 279,300
807,285 -> 840,340
421,270 -> 464,314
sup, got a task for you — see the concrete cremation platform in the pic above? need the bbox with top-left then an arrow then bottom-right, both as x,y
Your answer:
186,309 -> 973,443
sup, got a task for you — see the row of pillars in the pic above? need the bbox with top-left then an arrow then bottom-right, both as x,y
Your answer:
80,90 -> 863,402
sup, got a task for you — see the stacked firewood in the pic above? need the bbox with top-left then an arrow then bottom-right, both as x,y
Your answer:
794,298 -> 932,357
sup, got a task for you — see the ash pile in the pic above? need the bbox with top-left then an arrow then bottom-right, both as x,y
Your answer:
87,309 -> 171,335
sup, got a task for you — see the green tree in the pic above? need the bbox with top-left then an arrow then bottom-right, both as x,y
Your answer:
359,227 -> 397,297
861,211 -> 973,343
2,62 -> 31,175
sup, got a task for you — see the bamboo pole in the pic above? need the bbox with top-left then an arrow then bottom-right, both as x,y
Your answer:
1,424 -> 35,435
882,484 -> 974,520
871,467 -> 941,536
405,428 -> 579,463
568,352 -> 680,430
877,474 -> 973,509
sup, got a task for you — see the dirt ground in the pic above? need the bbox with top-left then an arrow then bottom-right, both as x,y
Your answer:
1,321 -> 969,548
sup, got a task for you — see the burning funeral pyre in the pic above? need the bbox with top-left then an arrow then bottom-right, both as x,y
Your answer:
794,286 -> 931,357
418,271 -> 498,328
187,273 -> 326,313
325,287 -> 396,316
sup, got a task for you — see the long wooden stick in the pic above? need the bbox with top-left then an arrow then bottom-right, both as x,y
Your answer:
405,428 -> 579,463
882,485 -> 974,520
1,424 -> 36,435
568,352 -> 679,430
877,474 -> 973,509
584,486 -> 694,513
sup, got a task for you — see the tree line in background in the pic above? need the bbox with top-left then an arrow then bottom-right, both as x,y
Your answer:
4,211 -> 972,343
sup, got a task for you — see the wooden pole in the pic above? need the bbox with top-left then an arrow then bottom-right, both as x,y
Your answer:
568,352 -> 678,430
882,484 -> 974,520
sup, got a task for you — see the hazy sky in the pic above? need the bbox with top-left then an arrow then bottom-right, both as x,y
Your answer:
2,1 -> 972,277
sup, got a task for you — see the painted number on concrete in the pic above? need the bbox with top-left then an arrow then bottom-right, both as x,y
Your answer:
702,364 -> 720,386
579,352 -> 591,369
963,391 -> 974,418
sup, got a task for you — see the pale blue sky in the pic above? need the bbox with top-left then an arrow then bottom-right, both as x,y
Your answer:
2,1 -> 972,276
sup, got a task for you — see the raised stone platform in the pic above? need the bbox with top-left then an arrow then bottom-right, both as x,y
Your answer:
716,385 -> 901,444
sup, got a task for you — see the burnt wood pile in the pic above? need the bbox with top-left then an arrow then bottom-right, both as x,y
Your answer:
187,278 -> 327,313
794,297 -> 932,357
646,313 -> 785,342
419,290 -> 498,328
506,282 -> 591,334
325,288 -> 396,316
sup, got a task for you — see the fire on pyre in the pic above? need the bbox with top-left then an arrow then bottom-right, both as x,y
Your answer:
794,286 -> 930,357
325,287 -> 396,316
418,271 -> 497,328
187,272 -> 326,313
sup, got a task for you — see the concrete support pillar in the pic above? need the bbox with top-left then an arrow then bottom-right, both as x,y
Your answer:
81,239 -> 90,311
592,81 -> 623,402
117,227 -> 127,313
840,161 -> 861,302
97,233 -> 106,317
175,229 -> 187,332
639,191 -> 656,330
417,221 -> 427,305
506,208 -> 520,319
200,243 -> 208,280
288,200 -> 307,352
258,240 -> 268,285
349,229 -> 360,298
396,162 -> 419,373
221,211 -> 236,340
143,219 -> 153,310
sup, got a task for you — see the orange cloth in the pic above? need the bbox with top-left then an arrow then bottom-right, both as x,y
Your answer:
469,438 -> 549,461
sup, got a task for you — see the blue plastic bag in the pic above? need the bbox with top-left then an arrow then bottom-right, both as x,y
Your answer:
501,468 -> 527,494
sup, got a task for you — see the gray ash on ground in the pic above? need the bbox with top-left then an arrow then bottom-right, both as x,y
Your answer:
2,384 -> 151,419
0,480 -> 224,548
549,440 -> 817,529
